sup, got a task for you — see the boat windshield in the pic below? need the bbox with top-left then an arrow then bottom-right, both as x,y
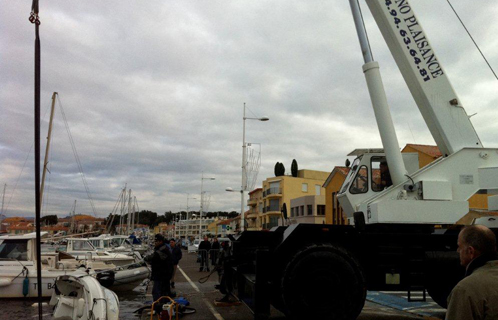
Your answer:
111,237 -> 125,247
72,240 -> 95,251
0,240 -> 29,261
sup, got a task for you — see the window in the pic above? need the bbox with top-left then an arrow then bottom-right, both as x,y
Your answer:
317,205 -> 325,216
291,207 -> 295,217
0,240 -> 29,260
340,157 -> 361,194
300,206 -> 304,216
307,205 -> 313,216
72,240 -> 94,251
371,157 -> 390,192
349,165 -> 368,194
302,183 -> 308,192
269,199 -> 280,212
269,216 -> 279,228
269,181 -> 281,195
315,185 -> 321,195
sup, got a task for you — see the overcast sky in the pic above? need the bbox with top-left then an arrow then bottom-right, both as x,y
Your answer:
1,1 -> 497,218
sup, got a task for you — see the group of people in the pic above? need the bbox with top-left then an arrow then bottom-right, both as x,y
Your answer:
198,236 -> 221,272
143,226 -> 498,319
143,234 -> 183,303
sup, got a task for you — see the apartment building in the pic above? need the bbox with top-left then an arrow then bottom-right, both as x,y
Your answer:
259,169 -> 329,230
246,188 -> 263,230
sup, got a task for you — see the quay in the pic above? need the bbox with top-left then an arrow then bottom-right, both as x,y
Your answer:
137,250 -> 447,320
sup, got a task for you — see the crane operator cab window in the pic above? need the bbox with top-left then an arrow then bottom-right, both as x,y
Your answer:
350,165 -> 368,194
340,157 -> 369,194
371,157 -> 392,191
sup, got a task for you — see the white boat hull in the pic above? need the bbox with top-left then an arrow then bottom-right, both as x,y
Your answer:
0,262 -> 87,298
51,275 -> 119,320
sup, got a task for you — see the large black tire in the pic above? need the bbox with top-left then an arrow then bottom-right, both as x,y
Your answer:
280,244 -> 366,320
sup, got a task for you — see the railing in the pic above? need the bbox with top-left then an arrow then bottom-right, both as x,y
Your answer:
196,249 -> 224,270
263,187 -> 282,197
265,205 -> 280,213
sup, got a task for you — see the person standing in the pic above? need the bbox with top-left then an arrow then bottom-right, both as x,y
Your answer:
199,236 -> 211,272
210,237 -> 221,267
445,225 -> 498,320
380,161 -> 392,189
169,238 -> 182,289
144,234 -> 174,303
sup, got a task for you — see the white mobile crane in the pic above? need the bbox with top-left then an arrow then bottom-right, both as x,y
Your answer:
221,1 -> 498,320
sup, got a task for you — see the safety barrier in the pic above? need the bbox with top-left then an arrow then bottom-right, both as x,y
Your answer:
196,249 -> 222,270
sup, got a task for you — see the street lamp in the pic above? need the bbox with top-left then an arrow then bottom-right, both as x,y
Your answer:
240,102 -> 269,232
200,174 -> 215,239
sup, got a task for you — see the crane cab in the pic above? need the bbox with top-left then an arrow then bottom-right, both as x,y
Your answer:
337,149 -> 419,220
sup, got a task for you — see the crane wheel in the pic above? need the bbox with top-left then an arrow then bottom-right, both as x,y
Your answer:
281,244 -> 366,320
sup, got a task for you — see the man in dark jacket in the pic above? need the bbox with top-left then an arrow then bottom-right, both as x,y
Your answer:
169,238 -> 182,288
446,225 -> 498,320
199,236 -> 211,272
144,234 -> 174,303
210,237 -> 221,267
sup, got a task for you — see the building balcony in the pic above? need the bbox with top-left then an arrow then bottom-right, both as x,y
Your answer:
264,205 -> 280,214
263,187 -> 282,198
247,199 -> 258,206
247,212 -> 259,219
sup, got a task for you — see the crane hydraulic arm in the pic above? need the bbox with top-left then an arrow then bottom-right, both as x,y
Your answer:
366,0 -> 482,157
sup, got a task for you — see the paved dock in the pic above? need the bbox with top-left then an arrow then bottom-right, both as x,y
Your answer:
136,249 -> 447,320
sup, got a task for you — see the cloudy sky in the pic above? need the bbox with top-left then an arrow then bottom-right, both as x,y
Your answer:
1,1 -> 497,218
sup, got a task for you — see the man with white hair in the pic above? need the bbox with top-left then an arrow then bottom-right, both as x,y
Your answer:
445,225 -> 498,320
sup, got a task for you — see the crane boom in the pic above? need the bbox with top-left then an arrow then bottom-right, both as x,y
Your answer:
366,0 -> 482,156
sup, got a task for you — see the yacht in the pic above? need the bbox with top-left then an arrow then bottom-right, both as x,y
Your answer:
0,232 -> 91,298
63,238 -> 137,266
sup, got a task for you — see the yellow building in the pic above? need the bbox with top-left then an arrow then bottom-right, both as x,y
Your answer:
323,166 -> 350,225
246,188 -> 263,230
259,169 -> 329,230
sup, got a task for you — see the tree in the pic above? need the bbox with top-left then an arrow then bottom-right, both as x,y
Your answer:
291,159 -> 298,177
41,215 -> 58,226
279,162 -> 286,176
275,162 -> 285,176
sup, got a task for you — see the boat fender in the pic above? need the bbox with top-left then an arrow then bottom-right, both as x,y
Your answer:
23,276 -> 29,297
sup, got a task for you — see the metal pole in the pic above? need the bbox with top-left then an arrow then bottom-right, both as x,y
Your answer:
349,0 -> 407,185
200,175 -> 204,239
241,103 -> 246,232
30,1 -> 43,317
1,183 -> 6,216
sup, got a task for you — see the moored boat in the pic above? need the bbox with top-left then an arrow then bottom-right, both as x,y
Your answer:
50,274 -> 119,320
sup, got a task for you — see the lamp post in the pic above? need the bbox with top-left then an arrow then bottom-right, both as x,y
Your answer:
200,173 -> 215,239
240,103 -> 269,232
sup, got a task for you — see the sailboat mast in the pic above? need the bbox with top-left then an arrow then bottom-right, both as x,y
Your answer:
127,189 -> 132,235
70,200 -> 76,234
1,184 -> 6,216
119,185 -> 126,234
40,92 -> 57,208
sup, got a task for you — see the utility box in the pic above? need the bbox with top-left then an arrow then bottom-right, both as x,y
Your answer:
489,195 -> 498,211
